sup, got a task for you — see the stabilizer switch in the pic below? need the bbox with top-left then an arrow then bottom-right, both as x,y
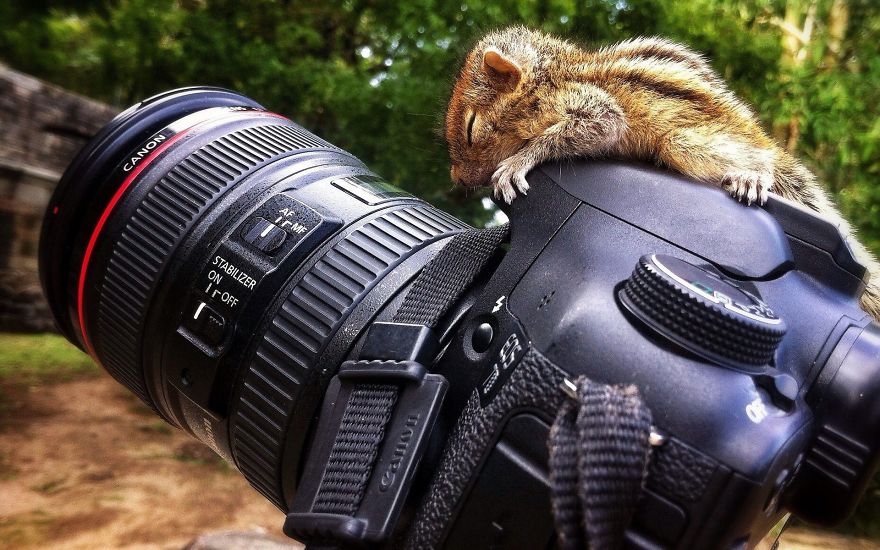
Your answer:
183,299 -> 226,345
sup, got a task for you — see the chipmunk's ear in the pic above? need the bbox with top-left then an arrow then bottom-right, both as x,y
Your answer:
482,48 -> 522,93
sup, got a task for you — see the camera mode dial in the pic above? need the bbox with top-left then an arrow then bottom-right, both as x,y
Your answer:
620,254 -> 786,370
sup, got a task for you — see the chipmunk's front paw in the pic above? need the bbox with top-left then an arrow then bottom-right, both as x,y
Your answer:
491,155 -> 533,204
722,170 -> 772,206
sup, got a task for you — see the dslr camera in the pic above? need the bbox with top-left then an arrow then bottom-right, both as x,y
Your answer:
40,88 -> 880,549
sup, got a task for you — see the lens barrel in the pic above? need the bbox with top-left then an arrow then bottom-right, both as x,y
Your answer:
39,88 -> 467,509
40,87 -> 265,349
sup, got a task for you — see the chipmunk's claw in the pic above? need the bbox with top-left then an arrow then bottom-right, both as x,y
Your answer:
493,180 -> 517,204
722,171 -> 772,206
491,155 -> 533,204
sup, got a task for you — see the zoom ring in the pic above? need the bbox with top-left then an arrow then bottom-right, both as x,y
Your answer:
96,122 -> 336,409
231,205 -> 467,509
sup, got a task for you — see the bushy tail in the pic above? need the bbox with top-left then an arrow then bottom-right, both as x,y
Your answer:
774,149 -> 880,322
859,281 -> 880,322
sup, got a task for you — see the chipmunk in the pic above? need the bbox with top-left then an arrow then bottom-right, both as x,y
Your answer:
445,26 -> 880,320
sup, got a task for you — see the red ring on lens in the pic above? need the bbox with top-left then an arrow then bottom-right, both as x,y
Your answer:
76,129 -> 192,358
76,110 -> 288,359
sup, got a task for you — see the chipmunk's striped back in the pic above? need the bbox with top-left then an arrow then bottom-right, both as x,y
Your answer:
446,26 -> 880,319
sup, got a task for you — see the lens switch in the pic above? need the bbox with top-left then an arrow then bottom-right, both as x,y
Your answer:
241,217 -> 287,254
183,299 -> 226,345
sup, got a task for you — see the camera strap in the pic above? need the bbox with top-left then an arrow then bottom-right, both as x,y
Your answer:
286,222 -> 654,549
391,223 -> 511,326
284,224 -> 510,548
549,377 -> 653,549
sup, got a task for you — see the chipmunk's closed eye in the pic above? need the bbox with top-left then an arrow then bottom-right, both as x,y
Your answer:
466,111 -> 477,146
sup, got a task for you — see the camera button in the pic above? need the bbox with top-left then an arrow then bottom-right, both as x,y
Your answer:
240,217 -> 287,254
184,300 -> 226,345
755,372 -> 799,409
472,322 -> 494,353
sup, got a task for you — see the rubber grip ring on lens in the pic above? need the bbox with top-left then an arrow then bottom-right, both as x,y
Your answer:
94,120 -> 336,410
231,205 -> 467,509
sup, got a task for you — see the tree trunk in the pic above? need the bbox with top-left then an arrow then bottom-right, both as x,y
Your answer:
780,0 -> 804,69
822,0 -> 849,70
774,0 -> 816,151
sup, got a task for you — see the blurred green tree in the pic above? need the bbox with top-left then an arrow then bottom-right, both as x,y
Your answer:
2,0 -> 878,236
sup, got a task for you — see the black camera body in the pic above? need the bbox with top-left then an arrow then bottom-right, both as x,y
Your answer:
389,160 -> 880,549
39,88 -> 880,550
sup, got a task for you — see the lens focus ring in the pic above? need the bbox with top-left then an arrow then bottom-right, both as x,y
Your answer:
231,205 -> 467,509
95,122 -> 337,409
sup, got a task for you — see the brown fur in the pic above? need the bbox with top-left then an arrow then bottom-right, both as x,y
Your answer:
445,26 -> 880,321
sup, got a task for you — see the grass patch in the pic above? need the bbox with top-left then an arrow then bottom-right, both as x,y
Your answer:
138,421 -> 173,436
0,450 -> 18,480
836,475 -> 880,539
0,510 -> 54,547
173,441 -> 232,472
0,333 -> 97,386
126,402 -> 156,417
30,478 -> 66,494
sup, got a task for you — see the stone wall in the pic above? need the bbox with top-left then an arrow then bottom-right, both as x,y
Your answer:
0,65 -> 119,332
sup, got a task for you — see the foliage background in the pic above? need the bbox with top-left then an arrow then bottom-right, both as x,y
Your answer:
1,0 -> 879,539
3,0 -> 878,234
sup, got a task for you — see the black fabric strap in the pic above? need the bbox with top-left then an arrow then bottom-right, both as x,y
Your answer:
302,222 -> 656,549
394,224 -> 509,327
312,383 -> 399,516
549,376 -> 653,550
303,225 -> 510,549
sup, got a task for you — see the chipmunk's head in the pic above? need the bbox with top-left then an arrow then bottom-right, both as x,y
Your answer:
446,28 -> 544,187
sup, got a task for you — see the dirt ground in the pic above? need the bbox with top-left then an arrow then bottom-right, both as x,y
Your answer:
0,374 -> 877,549
0,375 -> 299,549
